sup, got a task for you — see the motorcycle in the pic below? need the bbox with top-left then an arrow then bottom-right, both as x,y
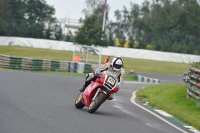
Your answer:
75,71 -> 119,113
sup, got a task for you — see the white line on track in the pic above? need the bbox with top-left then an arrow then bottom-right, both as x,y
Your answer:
130,90 -> 188,133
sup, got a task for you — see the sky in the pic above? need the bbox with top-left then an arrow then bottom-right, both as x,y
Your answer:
45,0 -> 144,22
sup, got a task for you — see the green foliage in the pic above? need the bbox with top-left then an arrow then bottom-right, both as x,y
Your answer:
107,0 -> 200,54
0,0 -> 59,39
191,62 -> 200,69
74,15 -> 108,47
54,24 -> 63,40
146,44 -> 154,50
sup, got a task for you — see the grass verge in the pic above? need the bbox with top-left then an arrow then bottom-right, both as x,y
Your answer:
137,83 -> 200,130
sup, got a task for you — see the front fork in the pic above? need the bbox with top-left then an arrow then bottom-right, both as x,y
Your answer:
92,88 -> 107,101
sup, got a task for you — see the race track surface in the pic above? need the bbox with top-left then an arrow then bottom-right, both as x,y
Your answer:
0,70 -> 191,133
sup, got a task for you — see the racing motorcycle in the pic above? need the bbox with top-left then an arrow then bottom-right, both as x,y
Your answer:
75,70 -> 119,113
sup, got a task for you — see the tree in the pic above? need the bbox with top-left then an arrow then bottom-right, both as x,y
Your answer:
82,0 -> 109,28
82,0 -> 103,17
25,0 -> 56,38
0,0 -> 11,19
0,0 -> 27,36
65,30 -> 73,42
0,0 -> 57,39
54,24 -> 63,40
106,21 -> 115,46
44,25 -> 53,39
74,15 -> 108,47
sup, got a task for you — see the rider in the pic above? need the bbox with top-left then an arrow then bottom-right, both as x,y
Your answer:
183,72 -> 188,83
80,56 -> 125,100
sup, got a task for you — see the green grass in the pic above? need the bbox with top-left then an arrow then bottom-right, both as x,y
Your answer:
137,84 -> 200,130
0,66 -> 6,69
0,46 -> 189,75
0,46 -> 74,61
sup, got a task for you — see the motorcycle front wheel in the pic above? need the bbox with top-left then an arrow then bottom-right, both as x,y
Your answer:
75,92 -> 85,109
88,92 -> 106,113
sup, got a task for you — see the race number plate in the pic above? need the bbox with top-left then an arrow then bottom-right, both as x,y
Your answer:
106,76 -> 116,87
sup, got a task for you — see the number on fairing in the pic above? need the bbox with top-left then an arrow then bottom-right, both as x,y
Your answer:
107,76 -> 116,86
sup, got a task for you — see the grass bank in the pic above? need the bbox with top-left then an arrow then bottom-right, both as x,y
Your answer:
137,84 -> 200,130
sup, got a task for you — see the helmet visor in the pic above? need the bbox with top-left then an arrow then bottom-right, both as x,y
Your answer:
114,64 -> 122,69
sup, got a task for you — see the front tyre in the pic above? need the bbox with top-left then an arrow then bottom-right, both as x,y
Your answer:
75,92 -> 85,109
88,92 -> 106,113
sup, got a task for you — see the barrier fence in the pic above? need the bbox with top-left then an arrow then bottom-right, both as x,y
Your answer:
0,53 -> 162,84
186,66 -> 200,105
0,54 -> 92,73
133,74 -> 160,84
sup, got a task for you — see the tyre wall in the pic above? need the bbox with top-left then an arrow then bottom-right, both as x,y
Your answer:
0,54 -> 92,73
186,66 -> 200,105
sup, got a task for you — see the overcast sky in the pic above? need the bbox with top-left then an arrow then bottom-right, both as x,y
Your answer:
45,0 -> 144,22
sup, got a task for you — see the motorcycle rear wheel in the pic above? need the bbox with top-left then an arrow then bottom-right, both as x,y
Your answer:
88,92 -> 106,113
75,92 -> 85,109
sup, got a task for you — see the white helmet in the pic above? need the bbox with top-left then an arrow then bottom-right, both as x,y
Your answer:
111,56 -> 123,72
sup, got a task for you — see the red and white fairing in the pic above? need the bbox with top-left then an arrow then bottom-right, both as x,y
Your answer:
81,71 -> 118,107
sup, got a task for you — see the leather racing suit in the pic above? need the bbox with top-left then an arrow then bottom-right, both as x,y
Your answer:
82,63 -> 125,92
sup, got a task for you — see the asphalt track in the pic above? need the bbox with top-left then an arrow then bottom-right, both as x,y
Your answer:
0,70 -> 192,133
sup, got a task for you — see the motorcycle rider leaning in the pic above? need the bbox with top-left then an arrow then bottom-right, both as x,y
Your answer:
80,56 -> 125,100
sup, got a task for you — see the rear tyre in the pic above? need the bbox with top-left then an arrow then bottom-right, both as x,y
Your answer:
75,92 -> 85,109
88,92 -> 106,113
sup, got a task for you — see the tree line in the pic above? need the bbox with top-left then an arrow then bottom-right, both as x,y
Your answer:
76,0 -> 200,55
1,0 -> 200,55
107,0 -> 200,55
0,0 -> 64,40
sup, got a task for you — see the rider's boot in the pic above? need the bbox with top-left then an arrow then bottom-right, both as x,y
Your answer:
79,80 -> 91,92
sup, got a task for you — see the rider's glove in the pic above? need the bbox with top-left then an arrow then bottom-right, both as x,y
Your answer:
94,68 -> 102,78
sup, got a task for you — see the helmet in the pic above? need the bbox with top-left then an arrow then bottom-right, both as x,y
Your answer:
111,56 -> 123,72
